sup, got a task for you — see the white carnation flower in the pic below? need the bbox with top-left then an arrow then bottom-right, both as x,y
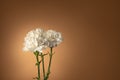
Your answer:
44,30 -> 63,48
23,28 -> 47,52
23,28 -> 63,53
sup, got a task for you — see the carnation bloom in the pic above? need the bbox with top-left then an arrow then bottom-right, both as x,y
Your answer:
23,28 -> 47,52
44,30 -> 63,48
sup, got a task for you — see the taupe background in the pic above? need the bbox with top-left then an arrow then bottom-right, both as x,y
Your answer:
0,0 -> 120,80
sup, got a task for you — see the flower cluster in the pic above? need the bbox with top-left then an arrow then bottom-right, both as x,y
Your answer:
23,28 -> 63,80
23,28 -> 63,53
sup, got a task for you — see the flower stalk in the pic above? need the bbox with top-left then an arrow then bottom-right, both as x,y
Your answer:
40,53 -> 46,80
45,47 -> 53,80
34,51 -> 41,80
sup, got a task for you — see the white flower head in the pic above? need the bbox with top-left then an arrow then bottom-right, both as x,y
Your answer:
23,28 -> 63,53
44,30 -> 63,48
23,28 -> 47,53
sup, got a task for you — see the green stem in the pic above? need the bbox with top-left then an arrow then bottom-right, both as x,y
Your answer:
41,53 -> 45,80
35,52 -> 41,80
45,47 -> 53,80
48,47 -> 53,73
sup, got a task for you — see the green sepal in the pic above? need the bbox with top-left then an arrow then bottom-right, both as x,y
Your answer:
34,51 -> 39,56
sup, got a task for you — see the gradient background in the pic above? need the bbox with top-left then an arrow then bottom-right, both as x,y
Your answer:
0,0 -> 120,80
